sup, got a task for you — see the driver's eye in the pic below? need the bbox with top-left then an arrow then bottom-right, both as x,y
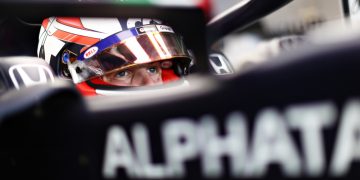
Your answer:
147,67 -> 158,74
115,70 -> 130,78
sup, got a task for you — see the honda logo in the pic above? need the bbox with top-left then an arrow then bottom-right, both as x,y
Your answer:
209,54 -> 234,75
9,64 -> 55,89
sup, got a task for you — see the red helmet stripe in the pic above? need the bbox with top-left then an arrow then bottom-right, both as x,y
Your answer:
56,17 -> 85,29
161,69 -> 180,83
76,82 -> 97,96
90,77 -> 113,86
42,18 -> 50,29
79,45 -> 91,53
53,30 -> 100,46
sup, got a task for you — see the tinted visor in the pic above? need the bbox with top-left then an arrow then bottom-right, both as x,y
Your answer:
69,30 -> 191,83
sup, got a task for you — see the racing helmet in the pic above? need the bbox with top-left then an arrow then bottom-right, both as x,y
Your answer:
37,17 -> 192,96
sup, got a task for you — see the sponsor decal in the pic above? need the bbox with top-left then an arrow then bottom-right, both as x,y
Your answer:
84,46 -> 99,59
102,99 -> 360,179
136,25 -> 158,34
156,25 -> 174,33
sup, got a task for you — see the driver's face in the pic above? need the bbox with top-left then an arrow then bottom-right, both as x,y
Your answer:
102,62 -> 163,86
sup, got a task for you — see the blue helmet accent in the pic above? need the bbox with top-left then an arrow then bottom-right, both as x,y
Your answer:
62,51 -> 70,63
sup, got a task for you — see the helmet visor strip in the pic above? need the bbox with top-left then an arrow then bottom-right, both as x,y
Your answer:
68,25 -> 191,83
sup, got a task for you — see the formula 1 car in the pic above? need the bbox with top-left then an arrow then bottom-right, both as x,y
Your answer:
1,0 -> 360,180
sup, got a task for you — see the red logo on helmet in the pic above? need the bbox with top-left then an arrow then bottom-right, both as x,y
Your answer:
84,46 -> 98,59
